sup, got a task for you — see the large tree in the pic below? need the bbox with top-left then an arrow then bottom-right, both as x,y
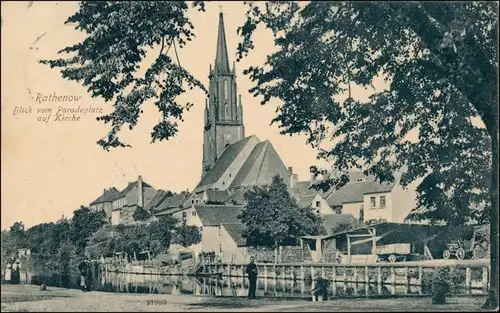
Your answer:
235,2 -> 498,308
70,206 -> 107,256
239,175 -> 325,262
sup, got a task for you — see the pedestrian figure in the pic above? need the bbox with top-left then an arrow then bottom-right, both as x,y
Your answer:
4,262 -> 12,284
78,257 -> 90,292
245,256 -> 258,299
11,259 -> 21,284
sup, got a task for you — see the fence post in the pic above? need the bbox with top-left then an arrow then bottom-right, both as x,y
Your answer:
482,267 -> 489,291
465,267 -> 471,292
321,266 -> 326,279
390,266 -> 396,285
300,265 -> 304,281
418,266 -> 423,286
264,265 -> 268,280
353,267 -> 358,283
404,266 -> 409,287
377,266 -> 382,285
365,266 -> 369,285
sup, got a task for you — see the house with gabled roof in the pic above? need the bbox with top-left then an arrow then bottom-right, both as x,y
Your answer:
291,178 -> 334,216
110,175 -> 157,226
89,187 -> 123,221
324,171 -> 421,224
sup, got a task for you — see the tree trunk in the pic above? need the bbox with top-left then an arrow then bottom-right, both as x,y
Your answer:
482,117 -> 499,310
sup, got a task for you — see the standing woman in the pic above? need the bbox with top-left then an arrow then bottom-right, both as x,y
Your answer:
11,259 -> 21,284
4,262 -> 12,284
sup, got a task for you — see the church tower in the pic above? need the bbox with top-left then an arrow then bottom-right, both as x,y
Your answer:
202,12 -> 245,178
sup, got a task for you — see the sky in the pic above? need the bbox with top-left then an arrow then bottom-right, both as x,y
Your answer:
1,1 -> 387,230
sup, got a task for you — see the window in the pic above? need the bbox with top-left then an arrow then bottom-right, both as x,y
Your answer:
315,201 -> 321,208
182,212 -> 187,218
224,103 -> 228,118
380,196 -> 386,208
370,197 -> 376,208
224,79 -> 228,99
192,211 -> 197,216
191,199 -> 194,204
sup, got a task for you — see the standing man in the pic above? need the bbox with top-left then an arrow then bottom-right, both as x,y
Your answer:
245,256 -> 258,299
78,257 -> 90,292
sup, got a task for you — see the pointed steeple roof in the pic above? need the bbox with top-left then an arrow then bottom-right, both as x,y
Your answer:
215,11 -> 230,73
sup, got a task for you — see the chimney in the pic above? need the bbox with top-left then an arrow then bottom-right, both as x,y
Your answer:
288,167 -> 297,188
137,175 -> 144,208
103,188 -> 106,194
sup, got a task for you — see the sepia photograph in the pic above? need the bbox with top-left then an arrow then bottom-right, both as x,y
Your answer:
1,1 -> 498,311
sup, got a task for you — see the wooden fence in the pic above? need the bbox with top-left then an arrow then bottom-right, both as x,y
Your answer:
200,260 -> 491,291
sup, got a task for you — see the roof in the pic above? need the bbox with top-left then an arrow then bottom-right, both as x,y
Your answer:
195,205 -> 244,226
322,214 -> 360,234
222,223 -> 247,246
325,172 -> 398,206
330,222 -> 474,245
121,180 -> 152,196
205,189 -> 231,203
196,136 -> 257,190
228,188 -> 249,205
215,11 -> 230,73
155,193 -> 188,212
144,190 -> 172,211
229,140 -> 289,188
297,194 -> 316,209
90,187 -> 123,205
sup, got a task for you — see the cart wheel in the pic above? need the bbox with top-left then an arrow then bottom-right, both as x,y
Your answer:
388,254 -> 396,263
443,250 -> 451,260
456,248 -> 465,260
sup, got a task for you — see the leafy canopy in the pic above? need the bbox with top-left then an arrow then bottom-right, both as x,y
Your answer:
236,2 -> 497,226
40,1 -> 207,150
238,174 -> 325,248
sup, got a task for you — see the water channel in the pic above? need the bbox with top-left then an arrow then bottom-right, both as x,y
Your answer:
13,268 -> 487,299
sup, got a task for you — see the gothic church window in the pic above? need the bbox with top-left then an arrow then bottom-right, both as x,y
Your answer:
224,103 -> 228,119
224,79 -> 228,100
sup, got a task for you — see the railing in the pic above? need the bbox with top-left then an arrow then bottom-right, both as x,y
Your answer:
199,259 -> 491,290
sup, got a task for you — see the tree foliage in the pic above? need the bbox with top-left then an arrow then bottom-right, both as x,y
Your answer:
132,206 -> 151,221
239,175 -> 325,249
71,206 -> 107,255
40,1 -> 207,150
172,225 -> 202,247
235,1 -> 497,307
331,219 -> 362,235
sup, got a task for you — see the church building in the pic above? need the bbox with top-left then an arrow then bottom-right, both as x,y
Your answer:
195,12 -> 292,195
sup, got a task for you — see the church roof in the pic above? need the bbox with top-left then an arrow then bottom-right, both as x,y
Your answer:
196,136 -> 256,190
90,187 -> 123,205
215,11 -> 230,73
195,205 -> 244,226
229,140 -> 289,188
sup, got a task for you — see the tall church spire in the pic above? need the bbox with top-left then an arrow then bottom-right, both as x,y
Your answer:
215,11 -> 230,73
